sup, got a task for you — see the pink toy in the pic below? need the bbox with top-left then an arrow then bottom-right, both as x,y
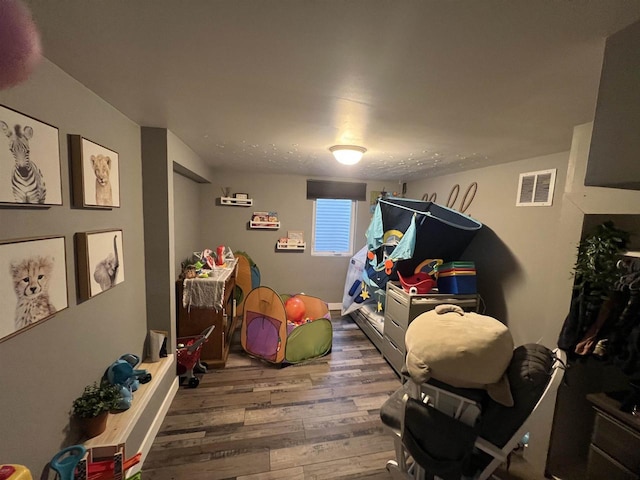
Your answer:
0,0 -> 42,90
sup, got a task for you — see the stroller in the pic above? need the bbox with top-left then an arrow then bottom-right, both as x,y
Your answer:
176,325 -> 214,388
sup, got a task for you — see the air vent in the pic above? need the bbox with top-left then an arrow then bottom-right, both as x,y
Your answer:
516,169 -> 557,207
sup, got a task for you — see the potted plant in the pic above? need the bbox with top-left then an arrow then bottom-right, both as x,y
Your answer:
558,221 -> 630,353
72,381 -> 122,438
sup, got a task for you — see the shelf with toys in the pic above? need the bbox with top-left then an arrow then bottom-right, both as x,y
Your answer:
250,211 -> 279,229
276,231 -> 305,251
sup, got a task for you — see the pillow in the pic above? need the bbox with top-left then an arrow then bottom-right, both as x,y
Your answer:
403,304 -> 515,406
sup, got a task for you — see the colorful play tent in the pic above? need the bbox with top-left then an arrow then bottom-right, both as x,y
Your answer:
344,198 -> 482,312
241,287 -> 332,364
234,251 -> 261,316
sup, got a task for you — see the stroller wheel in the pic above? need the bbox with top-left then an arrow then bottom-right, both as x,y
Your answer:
188,377 -> 200,388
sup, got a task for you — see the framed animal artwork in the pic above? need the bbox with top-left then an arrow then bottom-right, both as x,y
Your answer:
69,135 -> 120,208
0,104 -> 63,206
75,229 -> 125,301
0,236 -> 68,343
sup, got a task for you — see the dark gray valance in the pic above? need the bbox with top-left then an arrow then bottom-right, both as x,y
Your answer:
306,180 -> 367,201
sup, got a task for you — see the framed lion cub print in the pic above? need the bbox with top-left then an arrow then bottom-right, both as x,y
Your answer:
69,134 -> 120,208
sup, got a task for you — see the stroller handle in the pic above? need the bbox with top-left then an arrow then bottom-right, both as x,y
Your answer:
186,325 -> 215,353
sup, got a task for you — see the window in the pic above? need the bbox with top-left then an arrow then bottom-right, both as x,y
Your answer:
312,198 -> 356,256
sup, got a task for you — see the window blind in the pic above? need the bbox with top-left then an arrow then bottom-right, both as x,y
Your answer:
313,198 -> 354,255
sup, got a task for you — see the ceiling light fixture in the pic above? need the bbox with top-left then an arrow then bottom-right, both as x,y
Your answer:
329,145 -> 367,165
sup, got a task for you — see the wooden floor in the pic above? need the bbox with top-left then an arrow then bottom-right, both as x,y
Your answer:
143,313 -> 546,480
144,314 -> 400,479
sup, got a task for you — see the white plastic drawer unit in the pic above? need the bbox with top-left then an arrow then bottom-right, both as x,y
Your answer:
382,334 -> 405,375
382,282 -> 479,377
385,281 -> 478,325
383,313 -> 407,354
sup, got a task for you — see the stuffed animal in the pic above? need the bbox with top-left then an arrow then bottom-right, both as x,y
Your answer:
104,354 -> 151,410
404,304 -> 515,406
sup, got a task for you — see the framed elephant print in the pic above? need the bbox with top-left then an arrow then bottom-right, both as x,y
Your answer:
76,229 -> 124,301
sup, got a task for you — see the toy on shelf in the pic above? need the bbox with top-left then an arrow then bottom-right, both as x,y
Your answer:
250,211 -> 280,228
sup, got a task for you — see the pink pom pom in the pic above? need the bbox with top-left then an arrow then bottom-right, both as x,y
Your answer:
0,0 -> 42,90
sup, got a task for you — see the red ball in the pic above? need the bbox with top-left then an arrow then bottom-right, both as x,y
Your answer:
285,296 -> 306,323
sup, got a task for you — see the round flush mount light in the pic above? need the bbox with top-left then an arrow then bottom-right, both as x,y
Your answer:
329,145 -> 367,165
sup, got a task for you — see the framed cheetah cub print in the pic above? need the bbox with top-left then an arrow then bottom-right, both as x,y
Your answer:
0,236 -> 68,343
69,135 -> 120,208
75,229 -> 124,301
0,104 -> 62,206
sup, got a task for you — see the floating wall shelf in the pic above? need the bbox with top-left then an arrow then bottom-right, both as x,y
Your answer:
276,241 -> 306,251
250,221 -> 280,229
220,197 -> 253,206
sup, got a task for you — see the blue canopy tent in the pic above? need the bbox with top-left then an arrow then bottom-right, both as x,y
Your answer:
352,198 -> 482,309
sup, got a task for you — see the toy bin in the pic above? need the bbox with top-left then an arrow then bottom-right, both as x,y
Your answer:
437,261 -> 477,294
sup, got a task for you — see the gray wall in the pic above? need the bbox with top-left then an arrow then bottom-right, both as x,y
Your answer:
407,152 -> 569,347
173,171 -> 203,276
0,60 -> 149,472
194,171 -> 390,302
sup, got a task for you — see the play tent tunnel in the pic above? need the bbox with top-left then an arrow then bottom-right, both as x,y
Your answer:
241,286 -> 332,365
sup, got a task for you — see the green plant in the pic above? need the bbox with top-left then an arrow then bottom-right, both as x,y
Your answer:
72,382 -> 122,419
573,221 -> 630,301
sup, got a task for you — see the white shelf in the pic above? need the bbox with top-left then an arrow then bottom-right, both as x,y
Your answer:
84,354 -> 174,448
623,250 -> 640,258
276,241 -> 306,251
220,196 -> 253,206
250,221 -> 280,229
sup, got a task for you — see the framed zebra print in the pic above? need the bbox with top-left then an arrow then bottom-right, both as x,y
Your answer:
75,229 -> 124,301
70,135 -> 120,209
0,104 -> 63,206
0,235 -> 68,343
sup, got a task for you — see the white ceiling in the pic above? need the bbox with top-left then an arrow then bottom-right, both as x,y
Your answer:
24,0 -> 640,181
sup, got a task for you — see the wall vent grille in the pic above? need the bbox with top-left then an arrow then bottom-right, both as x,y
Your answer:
516,169 -> 557,207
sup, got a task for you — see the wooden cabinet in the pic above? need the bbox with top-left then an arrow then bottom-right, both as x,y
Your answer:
587,393 -> 640,480
382,282 -> 478,376
176,268 -> 237,368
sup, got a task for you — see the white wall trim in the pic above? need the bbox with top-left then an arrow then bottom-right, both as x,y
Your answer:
133,377 -> 179,474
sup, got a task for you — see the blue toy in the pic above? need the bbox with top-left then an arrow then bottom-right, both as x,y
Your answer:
50,445 -> 86,480
104,354 -> 151,410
